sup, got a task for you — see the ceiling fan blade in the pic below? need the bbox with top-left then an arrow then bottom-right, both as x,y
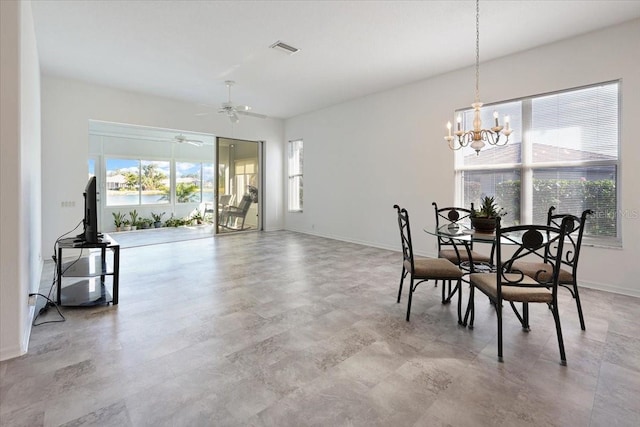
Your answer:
229,112 -> 239,123
173,134 -> 204,146
237,110 -> 267,119
234,105 -> 250,112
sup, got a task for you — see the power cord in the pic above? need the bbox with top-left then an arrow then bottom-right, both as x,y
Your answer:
31,220 -> 84,327
29,293 -> 65,325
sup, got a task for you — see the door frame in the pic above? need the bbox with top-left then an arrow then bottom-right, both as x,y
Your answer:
215,137 -> 263,234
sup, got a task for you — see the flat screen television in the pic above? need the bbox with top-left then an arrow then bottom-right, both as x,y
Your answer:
81,176 -> 101,243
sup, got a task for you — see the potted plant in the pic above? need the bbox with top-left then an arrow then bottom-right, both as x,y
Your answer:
139,218 -> 152,229
164,214 -> 186,228
191,209 -> 204,225
151,212 -> 165,228
112,211 -> 125,232
129,209 -> 139,231
122,219 -> 132,231
471,196 -> 507,233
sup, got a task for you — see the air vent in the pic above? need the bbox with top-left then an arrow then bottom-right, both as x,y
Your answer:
269,40 -> 300,55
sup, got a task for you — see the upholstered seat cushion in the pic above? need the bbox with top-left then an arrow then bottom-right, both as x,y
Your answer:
439,249 -> 491,264
469,273 -> 553,303
405,258 -> 463,279
511,261 -> 573,284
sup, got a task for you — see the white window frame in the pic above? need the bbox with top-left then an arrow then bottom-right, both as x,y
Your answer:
455,81 -> 621,247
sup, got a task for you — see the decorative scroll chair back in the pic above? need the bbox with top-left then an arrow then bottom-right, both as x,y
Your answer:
542,206 -> 593,329
432,202 -> 493,265
433,202 -> 474,251
545,207 -> 593,274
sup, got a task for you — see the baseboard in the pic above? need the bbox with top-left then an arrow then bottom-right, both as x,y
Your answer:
580,280 -> 640,298
284,227 -> 407,255
23,304 -> 36,353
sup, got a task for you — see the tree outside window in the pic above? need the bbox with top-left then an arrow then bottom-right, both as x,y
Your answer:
105,158 -> 170,206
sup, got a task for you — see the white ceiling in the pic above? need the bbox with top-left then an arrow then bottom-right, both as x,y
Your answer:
31,0 -> 640,119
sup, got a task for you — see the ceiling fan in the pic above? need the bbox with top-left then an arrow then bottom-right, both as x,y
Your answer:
172,133 -> 203,147
218,80 -> 267,123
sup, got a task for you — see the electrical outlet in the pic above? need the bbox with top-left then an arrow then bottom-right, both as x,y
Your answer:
61,201 -> 76,207
28,294 -> 37,306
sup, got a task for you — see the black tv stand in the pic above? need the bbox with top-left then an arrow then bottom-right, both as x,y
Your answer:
56,233 -> 119,306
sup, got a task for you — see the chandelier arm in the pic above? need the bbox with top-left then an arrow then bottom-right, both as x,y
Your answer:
447,138 -> 464,151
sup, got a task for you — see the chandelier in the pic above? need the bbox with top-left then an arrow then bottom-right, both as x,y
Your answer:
444,0 -> 513,155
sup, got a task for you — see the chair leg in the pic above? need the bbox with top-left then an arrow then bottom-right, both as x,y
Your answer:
397,266 -> 406,303
464,285 -> 475,328
457,279 -> 463,325
573,281 -> 586,331
406,278 -> 414,322
441,280 -> 457,305
551,302 -> 567,365
441,280 -> 449,304
522,302 -> 530,331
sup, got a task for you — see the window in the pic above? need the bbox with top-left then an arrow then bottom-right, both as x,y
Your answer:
235,159 -> 258,200
455,81 -> 619,244
176,161 -> 214,203
288,139 -> 303,212
105,158 -> 171,206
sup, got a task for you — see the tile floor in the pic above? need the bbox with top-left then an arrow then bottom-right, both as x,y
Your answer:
1,231 -> 639,426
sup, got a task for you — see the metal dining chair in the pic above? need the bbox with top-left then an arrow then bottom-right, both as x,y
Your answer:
394,205 -> 464,323
512,207 -> 592,330
467,216 -> 574,364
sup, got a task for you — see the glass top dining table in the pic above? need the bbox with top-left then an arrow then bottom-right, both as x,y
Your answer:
424,223 -> 549,273
425,223 -> 497,242
423,223 -> 497,273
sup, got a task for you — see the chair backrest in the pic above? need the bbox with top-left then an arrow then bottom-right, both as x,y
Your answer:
432,202 -> 475,250
202,202 -> 214,215
219,194 -> 233,207
496,216 -> 572,297
545,206 -> 593,274
237,194 -> 253,214
394,204 -> 415,274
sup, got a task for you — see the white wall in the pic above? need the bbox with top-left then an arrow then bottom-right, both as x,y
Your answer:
284,19 -> 640,297
0,0 -> 42,361
40,77 -> 285,259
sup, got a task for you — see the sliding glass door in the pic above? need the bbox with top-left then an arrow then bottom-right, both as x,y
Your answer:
216,137 -> 262,234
